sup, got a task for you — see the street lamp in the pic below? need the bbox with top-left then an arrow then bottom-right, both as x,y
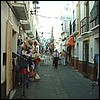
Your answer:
33,1 -> 39,4
30,1 -> 40,15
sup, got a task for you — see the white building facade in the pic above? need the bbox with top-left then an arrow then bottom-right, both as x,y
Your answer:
67,1 -> 99,81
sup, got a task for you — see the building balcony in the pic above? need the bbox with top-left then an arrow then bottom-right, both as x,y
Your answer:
71,18 -> 79,36
20,20 -> 30,30
7,1 -> 29,20
90,1 -> 99,31
80,17 -> 90,35
90,15 -> 99,32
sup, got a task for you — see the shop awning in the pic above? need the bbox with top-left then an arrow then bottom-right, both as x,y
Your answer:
66,36 -> 75,46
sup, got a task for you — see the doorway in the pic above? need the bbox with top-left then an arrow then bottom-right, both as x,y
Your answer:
83,41 -> 89,76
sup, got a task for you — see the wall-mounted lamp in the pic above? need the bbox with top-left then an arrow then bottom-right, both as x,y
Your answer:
30,1 -> 40,15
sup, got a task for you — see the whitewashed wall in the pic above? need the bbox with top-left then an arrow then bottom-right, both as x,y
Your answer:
1,1 -> 8,84
80,1 -> 85,20
1,1 -> 19,84
79,41 -> 83,61
10,6 -> 19,53
89,32 -> 99,64
72,1 -> 78,21
74,42 -> 77,58
89,36 -> 94,63
72,1 -> 78,58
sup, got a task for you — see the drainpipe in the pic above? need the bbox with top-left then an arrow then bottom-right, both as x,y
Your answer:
78,1 -> 80,36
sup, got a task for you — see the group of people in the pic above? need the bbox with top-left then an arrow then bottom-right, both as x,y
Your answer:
52,49 -> 68,69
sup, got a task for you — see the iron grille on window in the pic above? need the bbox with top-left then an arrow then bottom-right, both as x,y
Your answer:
80,17 -> 89,34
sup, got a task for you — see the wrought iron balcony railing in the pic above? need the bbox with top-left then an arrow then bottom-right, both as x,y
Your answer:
72,18 -> 78,33
80,17 -> 90,34
90,1 -> 99,29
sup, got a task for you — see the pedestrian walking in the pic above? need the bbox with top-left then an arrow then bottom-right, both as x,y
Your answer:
65,51 -> 69,65
61,49 -> 66,66
93,53 -> 99,81
52,49 -> 59,69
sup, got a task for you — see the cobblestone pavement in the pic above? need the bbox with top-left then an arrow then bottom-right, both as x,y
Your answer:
13,63 -> 99,99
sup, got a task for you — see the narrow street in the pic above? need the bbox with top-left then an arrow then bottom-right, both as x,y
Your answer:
1,1 -> 99,99
13,59 -> 99,99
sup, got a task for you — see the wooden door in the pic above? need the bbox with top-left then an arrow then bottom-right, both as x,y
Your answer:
6,20 -> 13,96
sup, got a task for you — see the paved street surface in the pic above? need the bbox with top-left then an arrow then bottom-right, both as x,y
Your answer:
13,63 -> 99,99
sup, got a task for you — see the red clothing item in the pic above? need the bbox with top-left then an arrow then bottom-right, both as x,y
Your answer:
29,67 -> 36,77
21,68 -> 27,75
